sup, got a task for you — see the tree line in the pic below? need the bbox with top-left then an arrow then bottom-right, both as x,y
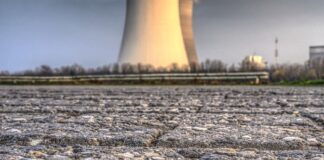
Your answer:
0,59 -> 323,83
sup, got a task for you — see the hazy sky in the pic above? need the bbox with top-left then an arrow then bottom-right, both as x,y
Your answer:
1,0 -> 324,72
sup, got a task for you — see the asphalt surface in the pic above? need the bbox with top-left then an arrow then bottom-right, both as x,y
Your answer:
0,86 -> 323,159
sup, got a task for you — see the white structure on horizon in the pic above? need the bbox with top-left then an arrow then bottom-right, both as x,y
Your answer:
242,55 -> 267,70
310,46 -> 324,61
119,0 -> 199,68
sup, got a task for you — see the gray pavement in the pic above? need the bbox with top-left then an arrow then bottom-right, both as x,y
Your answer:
0,86 -> 323,159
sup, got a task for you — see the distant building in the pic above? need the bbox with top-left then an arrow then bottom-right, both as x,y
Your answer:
310,46 -> 324,61
242,55 -> 267,71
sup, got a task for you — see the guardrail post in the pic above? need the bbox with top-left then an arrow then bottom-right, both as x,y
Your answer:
255,76 -> 260,85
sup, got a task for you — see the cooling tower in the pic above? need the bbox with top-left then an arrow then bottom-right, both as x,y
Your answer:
119,0 -> 199,68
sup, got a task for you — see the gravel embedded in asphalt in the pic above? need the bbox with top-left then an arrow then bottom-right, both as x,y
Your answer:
0,86 -> 323,159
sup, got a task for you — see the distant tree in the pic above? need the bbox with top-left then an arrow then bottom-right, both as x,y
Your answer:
308,59 -> 324,79
143,64 -> 155,74
155,66 -> 168,73
4,58 -> 323,82
0,71 -> 9,76
85,68 -> 96,75
202,59 -> 211,73
209,60 -> 227,73
170,63 -> 180,73
55,64 -> 84,76
267,62 -> 315,82
96,65 -> 112,75
180,65 -> 190,73
136,63 -> 144,74
35,65 -> 53,76
16,69 -> 35,76
228,64 -> 237,72
121,63 -> 136,74
112,63 -> 120,74
57,66 -> 69,76
71,64 -> 85,75
305,68 -> 318,80
189,62 -> 200,73
239,61 -> 258,72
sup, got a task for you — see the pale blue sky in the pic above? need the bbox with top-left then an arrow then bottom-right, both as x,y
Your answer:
1,0 -> 324,72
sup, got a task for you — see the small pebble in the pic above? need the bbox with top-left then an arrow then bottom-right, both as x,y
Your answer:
29,139 -> 43,146
6,129 -> 22,134
47,155 -> 71,160
242,135 -> 252,140
192,127 -> 208,131
283,137 -> 303,142
12,118 -> 27,123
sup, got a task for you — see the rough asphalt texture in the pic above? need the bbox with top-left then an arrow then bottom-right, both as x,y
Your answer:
0,86 -> 323,160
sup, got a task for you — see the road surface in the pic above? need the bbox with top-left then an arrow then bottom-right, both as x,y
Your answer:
0,86 -> 323,159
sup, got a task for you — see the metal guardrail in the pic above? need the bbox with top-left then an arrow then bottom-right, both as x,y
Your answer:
0,72 -> 269,85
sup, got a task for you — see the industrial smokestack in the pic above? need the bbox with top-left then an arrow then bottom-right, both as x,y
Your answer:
119,0 -> 199,68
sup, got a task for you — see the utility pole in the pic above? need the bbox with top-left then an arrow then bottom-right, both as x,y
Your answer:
275,37 -> 279,66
